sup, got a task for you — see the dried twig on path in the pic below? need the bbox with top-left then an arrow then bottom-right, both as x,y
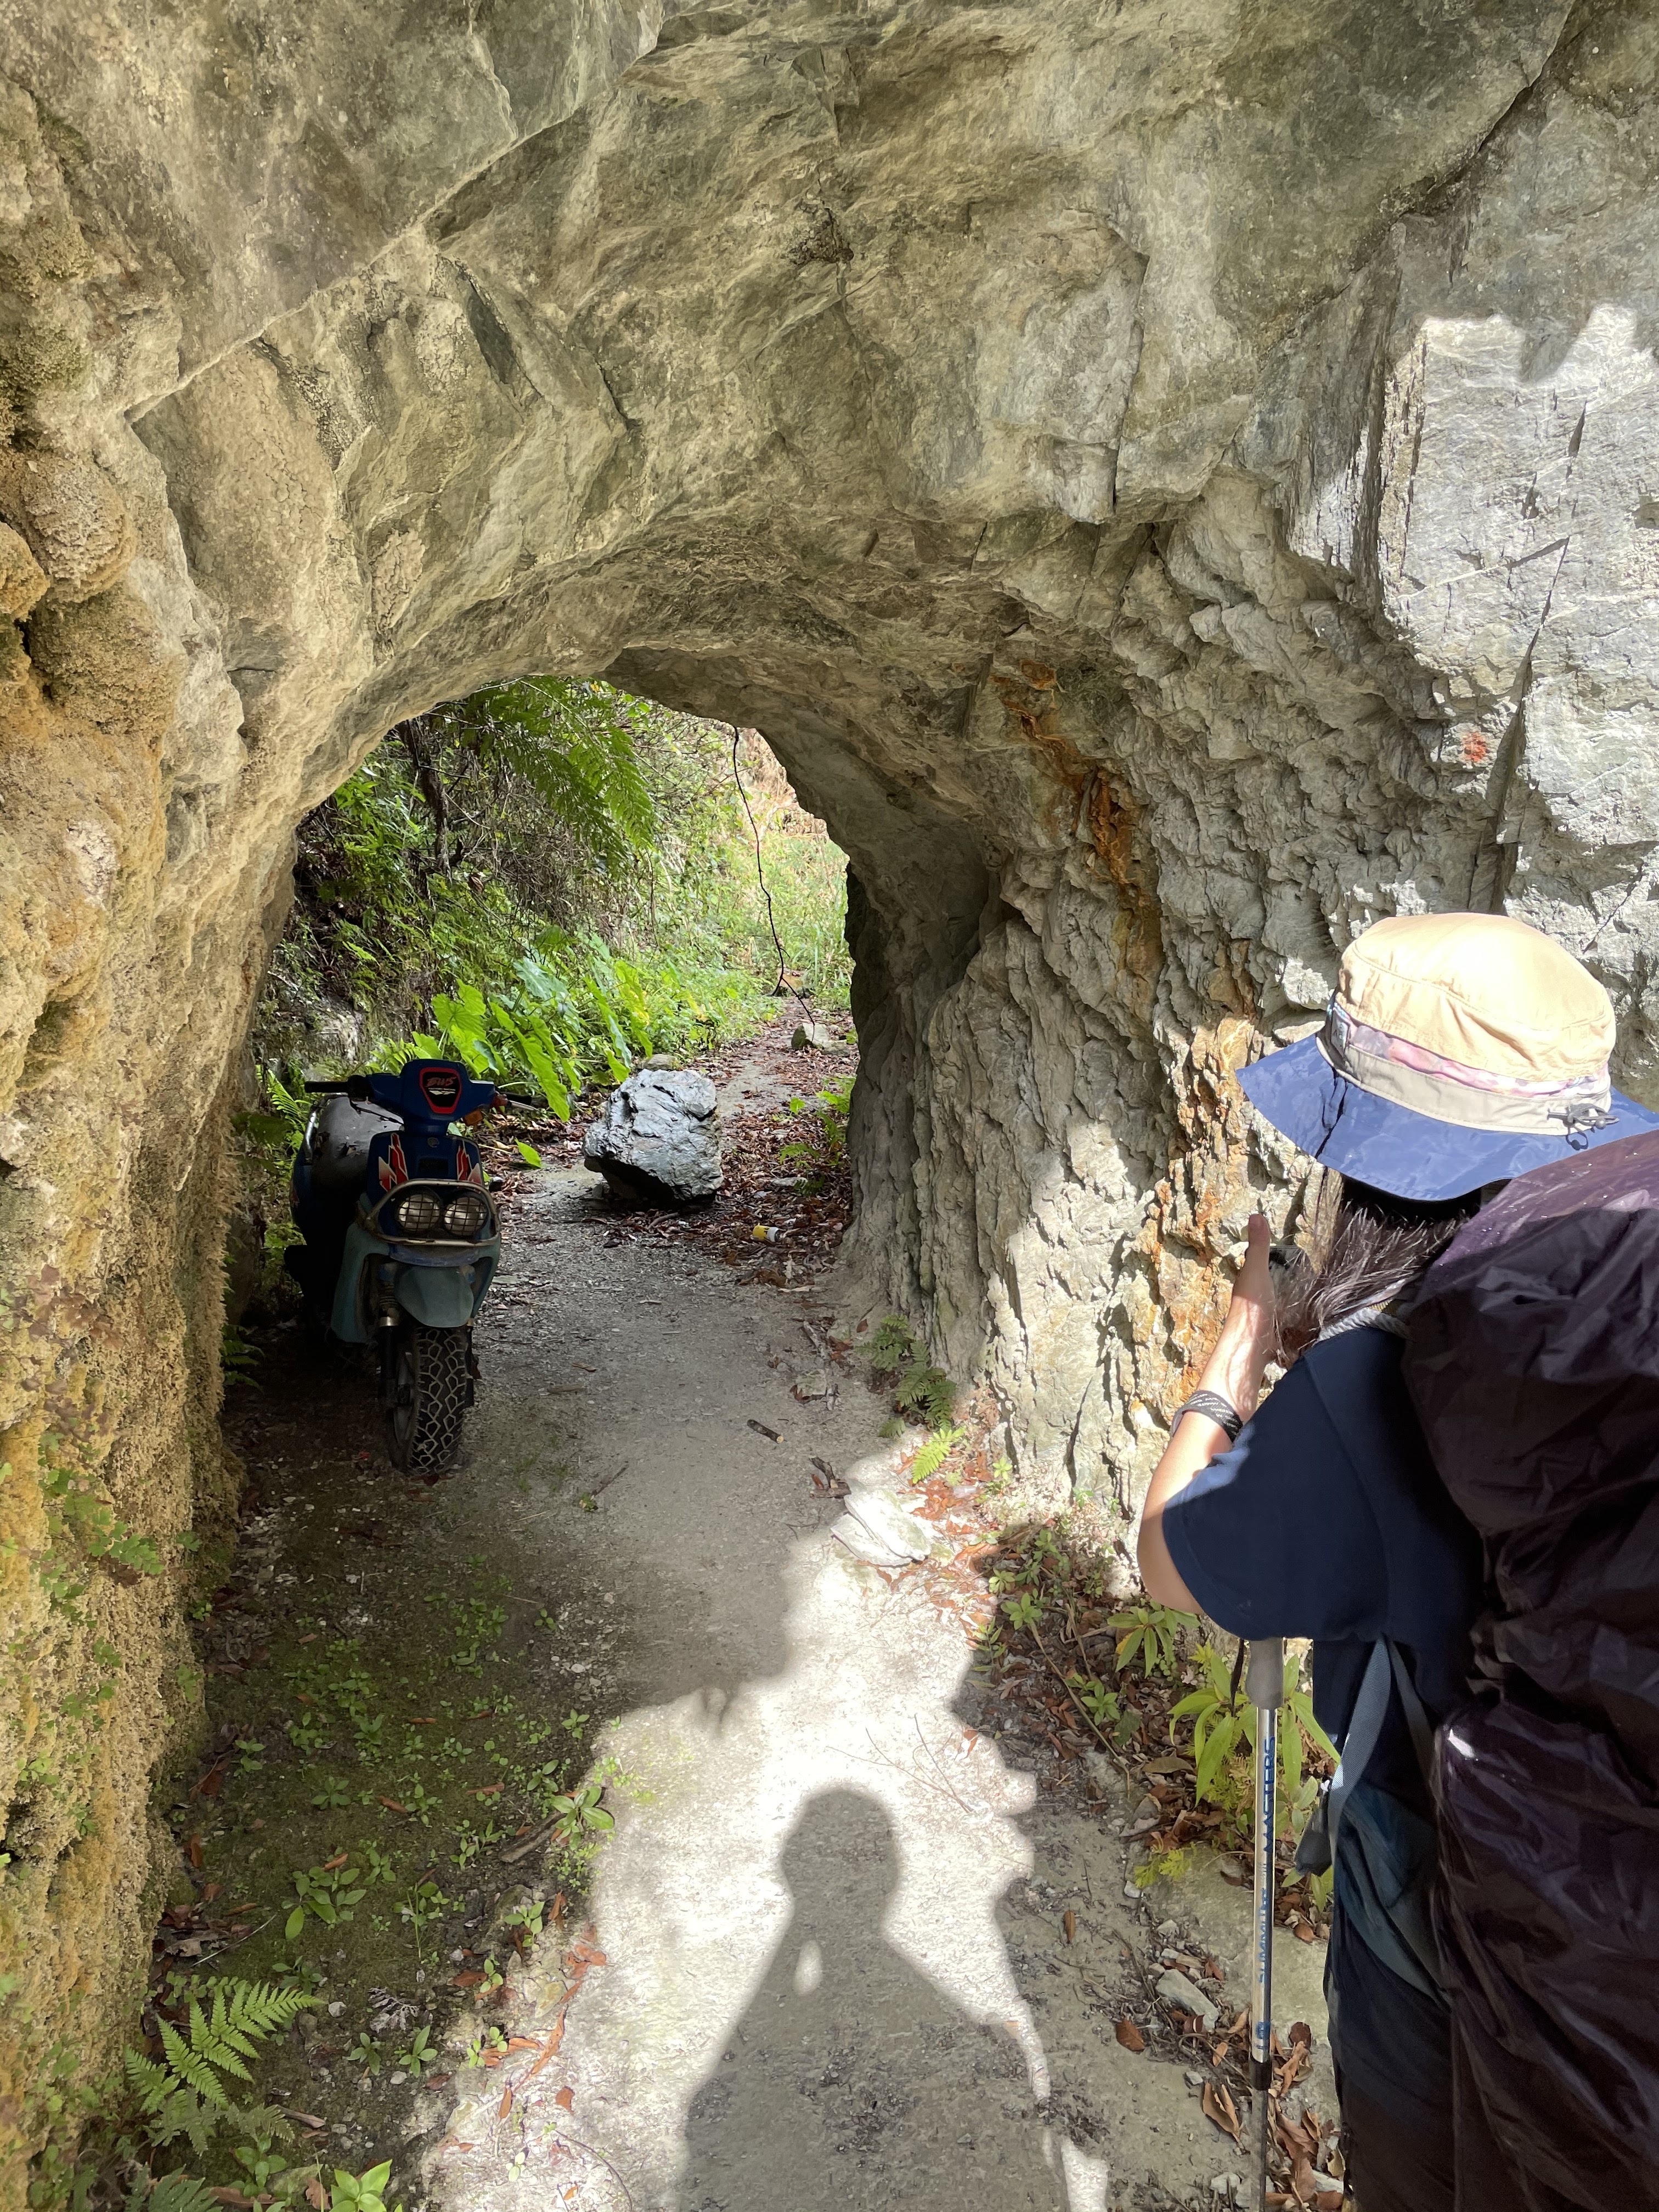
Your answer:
1030,1626 -> 1132,1775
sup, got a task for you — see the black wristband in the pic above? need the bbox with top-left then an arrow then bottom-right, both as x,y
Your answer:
1177,1388 -> 1243,1444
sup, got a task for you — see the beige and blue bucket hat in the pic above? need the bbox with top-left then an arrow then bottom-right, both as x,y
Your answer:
1240,913 -> 1659,1201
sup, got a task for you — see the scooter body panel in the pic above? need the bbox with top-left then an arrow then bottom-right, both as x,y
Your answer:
393,1266 -> 479,1328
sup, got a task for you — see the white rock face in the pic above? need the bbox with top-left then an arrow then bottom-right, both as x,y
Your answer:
3,0 -> 1659,2111
584,1069 -> 723,1203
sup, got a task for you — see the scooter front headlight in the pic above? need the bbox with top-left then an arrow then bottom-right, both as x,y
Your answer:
393,1189 -> 444,1236
444,1190 -> 490,1239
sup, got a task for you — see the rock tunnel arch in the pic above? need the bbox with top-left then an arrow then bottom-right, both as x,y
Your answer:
4,0 -> 1659,2166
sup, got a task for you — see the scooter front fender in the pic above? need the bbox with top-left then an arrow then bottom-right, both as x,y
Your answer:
331,1220 -> 500,1344
393,1267 -> 477,1328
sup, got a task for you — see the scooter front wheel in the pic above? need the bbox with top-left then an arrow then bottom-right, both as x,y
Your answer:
385,1321 -> 471,1474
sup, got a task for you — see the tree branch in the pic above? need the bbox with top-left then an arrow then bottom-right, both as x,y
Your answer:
398,714 -> 450,876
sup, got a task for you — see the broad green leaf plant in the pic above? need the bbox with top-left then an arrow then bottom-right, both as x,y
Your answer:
1170,1642 -> 1338,1889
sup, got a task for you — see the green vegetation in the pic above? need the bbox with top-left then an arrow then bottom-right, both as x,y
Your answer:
865,1313 -> 958,1436
229,681 -> 854,1293
1169,1639 -> 1338,1893
1106,1600 -> 1186,1680
121,1980 -> 313,2157
259,682 -> 849,1107
973,1522 -> 1333,1884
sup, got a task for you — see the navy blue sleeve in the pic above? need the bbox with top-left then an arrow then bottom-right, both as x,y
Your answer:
1160,1355 -> 1390,1641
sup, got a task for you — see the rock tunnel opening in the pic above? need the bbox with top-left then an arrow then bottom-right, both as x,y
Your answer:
5,0 -> 1659,2180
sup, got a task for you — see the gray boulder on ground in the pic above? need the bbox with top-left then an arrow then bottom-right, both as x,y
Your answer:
790,1020 -> 836,1051
583,1070 -> 723,1205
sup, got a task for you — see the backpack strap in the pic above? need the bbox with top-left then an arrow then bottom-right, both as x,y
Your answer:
1295,1636 -> 1434,1875
1386,1639 -> 1435,1785
1325,1638 -> 1393,1851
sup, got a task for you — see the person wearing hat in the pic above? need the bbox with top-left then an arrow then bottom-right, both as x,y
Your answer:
1136,912 -> 1657,2211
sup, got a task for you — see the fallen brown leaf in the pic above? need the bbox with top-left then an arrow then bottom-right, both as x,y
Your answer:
1062,1910 -> 1076,1944
186,1833 -> 204,1868
1202,2080 -> 1242,2143
287,2110 -> 326,2129
320,1852 -> 348,1871
306,2182 -> 328,2209
522,2016 -> 567,2084
377,1797 -> 410,1814
498,2085 -> 514,2119
1114,2018 -> 1145,2052
1276,2042 -> 1310,2094
554,2085 -> 574,2111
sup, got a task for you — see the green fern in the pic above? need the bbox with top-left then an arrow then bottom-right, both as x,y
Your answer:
124,1979 -> 312,2151
908,1422 -> 966,1483
439,679 -> 657,872
868,1313 -> 919,1378
894,1361 -> 956,1427
140,2177 -> 222,2212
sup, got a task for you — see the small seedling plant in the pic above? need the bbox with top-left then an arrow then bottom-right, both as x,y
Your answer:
398,1878 -> 456,1962
285,1858 -> 368,1941
396,2026 -> 440,2080
1108,1601 -> 1186,1679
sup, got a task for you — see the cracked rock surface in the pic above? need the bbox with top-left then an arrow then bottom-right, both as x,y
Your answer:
2,0 -> 1657,2155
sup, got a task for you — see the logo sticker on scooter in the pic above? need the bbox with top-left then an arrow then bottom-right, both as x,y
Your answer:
419,1065 -> 464,1115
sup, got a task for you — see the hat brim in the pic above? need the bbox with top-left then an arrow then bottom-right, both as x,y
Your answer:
1238,1033 -> 1659,1201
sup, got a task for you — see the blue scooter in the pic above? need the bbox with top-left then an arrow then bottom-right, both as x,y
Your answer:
286,1059 -> 503,1471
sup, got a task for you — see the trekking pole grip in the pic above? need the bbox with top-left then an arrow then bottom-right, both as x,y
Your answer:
1246,1635 -> 1285,1713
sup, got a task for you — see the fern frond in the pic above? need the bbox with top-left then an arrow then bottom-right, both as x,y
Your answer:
218,1979 -> 315,2045
159,2015 -> 228,2107
894,1362 -> 956,1426
868,1314 -> 918,1377
145,2177 -> 221,2212
448,679 -> 657,871
187,1989 -> 252,2083
909,1423 -> 967,1484
122,2049 -> 175,2117
226,2101 -> 295,2146
150,2087 -> 216,2155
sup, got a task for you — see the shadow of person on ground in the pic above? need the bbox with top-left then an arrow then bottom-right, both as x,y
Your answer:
677,1788 -> 1070,2212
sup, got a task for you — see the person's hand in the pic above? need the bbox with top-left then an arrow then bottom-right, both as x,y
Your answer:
1199,1211 -> 1276,1423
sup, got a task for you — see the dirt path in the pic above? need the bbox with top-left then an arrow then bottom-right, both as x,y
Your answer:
195,1028 -> 1335,2212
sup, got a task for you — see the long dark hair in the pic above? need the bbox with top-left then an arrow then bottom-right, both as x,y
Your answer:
1272,1173 -> 1483,1364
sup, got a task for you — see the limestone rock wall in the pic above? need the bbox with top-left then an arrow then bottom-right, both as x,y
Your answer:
2,0 -> 1658,2176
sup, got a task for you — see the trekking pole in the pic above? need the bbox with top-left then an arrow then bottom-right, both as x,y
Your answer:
1247,1637 -> 1285,2211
